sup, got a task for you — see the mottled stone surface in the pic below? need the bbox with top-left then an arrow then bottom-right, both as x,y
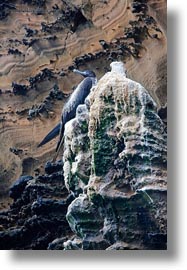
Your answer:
63,104 -> 91,195
66,62 -> 167,250
0,0 -> 167,251
0,0 -> 167,207
0,161 -> 74,249
0,61 -> 167,249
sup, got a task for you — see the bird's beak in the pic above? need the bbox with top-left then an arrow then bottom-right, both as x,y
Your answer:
73,69 -> 86,77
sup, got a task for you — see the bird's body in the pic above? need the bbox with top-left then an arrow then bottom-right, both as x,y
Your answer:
38,69 -> 97,160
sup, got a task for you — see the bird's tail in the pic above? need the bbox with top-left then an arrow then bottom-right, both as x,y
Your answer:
55,124 -> 64,153
37,123 -> 61,148
51,124 -> 65,162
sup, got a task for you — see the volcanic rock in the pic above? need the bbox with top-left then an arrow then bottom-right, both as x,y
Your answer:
65,62 -> 167,250
0,0 -> 167,207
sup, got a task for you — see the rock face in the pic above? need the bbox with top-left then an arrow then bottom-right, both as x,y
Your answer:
0,0 -> 167,250
65,62 -> 167,250
0,161 -> 74,249
0,0 -> 167,207
0,61 -> 167,250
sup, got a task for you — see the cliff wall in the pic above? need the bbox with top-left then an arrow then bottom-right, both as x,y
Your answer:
0,61 -> 167,249
64,62 -> 167,249
0,0 -> 167,208
0,0 -> 167,250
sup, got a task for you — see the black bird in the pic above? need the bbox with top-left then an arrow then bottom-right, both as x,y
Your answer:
38,68 -> 97,160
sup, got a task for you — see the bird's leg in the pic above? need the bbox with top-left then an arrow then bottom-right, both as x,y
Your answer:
51,137 -> 64,163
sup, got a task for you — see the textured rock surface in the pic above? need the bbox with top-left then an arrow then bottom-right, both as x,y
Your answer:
65,62 -> 167,250
63,104 -> 91,195
0,0 -> 167,207
0,160 -> 74,249
0,61 -> 167,250
0,0 -> 167,251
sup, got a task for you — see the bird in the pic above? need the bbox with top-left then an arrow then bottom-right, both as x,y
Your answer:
38,68 -> 97,161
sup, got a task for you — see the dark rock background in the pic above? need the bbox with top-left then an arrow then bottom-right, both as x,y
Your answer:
0,160 -> 74,249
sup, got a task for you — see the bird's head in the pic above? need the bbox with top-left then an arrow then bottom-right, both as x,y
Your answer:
73,69 -> 96,78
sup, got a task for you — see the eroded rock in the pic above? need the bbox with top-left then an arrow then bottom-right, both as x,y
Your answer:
0,0 -> 167,205
0,0 -> 167,250
0,161 -> 73,250
65,62 -> 167,250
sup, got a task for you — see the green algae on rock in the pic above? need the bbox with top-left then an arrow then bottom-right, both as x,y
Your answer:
65,61 -> 167,250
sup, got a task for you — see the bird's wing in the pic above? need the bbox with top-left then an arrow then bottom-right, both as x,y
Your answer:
62,77 -> 92,124
55,78 -> 93,154
37,123 -> 61,148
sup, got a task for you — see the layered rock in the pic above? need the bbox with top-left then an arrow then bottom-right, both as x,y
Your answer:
0,160 -> 74,249
65,62 -> 167,250
0,60 -> 167,250
0,0 -> 167,251
0,0 -> 167,206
